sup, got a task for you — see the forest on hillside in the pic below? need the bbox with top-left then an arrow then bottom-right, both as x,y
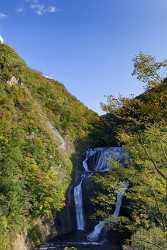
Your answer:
88,53 -> 167,250
0,44 -> 97,250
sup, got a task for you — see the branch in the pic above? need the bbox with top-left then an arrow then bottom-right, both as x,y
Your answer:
132,238 -> 165,250
151,188 -> 167,232
140,136 -> 167,181
160,142 -> 167,162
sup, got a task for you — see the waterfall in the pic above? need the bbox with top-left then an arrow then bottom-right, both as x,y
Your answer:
113,181 -> 129,217
74,178 -> 85,231
74,148 -> 99,230
40,147 -> 129,249
95,147 -> 128,172
87,181 -> 129,241
95,148 -> 111,172
73,147 -> 128,238
86,222 -> 105,242
73,149 -> 95,230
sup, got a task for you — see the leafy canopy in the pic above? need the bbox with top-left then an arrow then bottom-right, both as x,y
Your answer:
132,52 -> 167,89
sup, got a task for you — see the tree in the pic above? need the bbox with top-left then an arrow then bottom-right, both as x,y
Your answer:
120,125 -> 167,249
132,52 -> 167,89
100,95 -> 126,113
90,125 -> 167,249
126,227 -> 167,250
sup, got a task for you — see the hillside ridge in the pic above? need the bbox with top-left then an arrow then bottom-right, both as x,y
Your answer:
0,44 -> 97,250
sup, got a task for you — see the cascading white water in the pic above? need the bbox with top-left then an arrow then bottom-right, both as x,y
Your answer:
74,178 -> 85,231
87,181 -> 129,241
74,148 -> 97,230
95,147 -> 128,172
113,181 -> 129,217
82,149 -> 95,172
74,149 -> 96,231
74,147 -> 129,237
41,147 -> 129,249
86,222 -> 105,242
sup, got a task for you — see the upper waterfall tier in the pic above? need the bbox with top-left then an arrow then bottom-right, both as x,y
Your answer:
86,147 -> 129,172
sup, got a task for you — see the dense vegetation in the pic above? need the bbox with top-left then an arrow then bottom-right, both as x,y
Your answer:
0,44 -> 97,249
0,43 -> 166,250
89,54 -> 167,249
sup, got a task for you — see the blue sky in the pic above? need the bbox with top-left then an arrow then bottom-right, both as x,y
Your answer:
0,0 -> 166,113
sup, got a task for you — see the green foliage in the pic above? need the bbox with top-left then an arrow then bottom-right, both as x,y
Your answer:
0,44 -> 26,82
91,125 -> 167,248
95,80 -> 167,148
91,52 -> 167,248
120,126 -> 167,232
126,227 -> 167,250
132,52 -> 167,88
0,235 -> 10,250
0,44 -> 97,141
27,224 -> 44,246
97,54 -> 167,147
0,44 -> 97,249
100,95 -> 125,113
22,68 -> 97,141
